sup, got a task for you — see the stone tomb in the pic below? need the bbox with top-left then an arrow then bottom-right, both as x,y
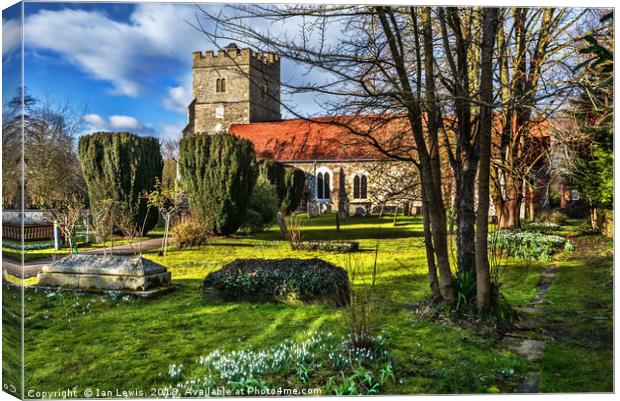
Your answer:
38,255 -> 172,292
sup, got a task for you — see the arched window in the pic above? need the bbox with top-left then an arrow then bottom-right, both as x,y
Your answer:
324,172 -> 331,199
361,175 -> 367,198
216,78 -> 226,93
315,168 -> 332,201
353,173 -> 368,199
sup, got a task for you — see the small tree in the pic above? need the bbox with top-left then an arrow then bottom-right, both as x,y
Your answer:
48,193 -> 86,251
146,179 -> 185,256
89,198 -> 115,255
110,201 -> 147,256
281,168 -> 306,214
179,133 -> 257,235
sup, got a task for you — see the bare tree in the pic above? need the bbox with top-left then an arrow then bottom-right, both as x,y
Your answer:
492,8 -> 586,228
48,193 -> 86,251
161,137 -> 181,190
475,8 -> 501,310
110,200 -> 151,256
2,90 -> 87,209
146,179 -> 185,256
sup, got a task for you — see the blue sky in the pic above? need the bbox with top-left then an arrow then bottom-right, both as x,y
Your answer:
2,2 -> 332,141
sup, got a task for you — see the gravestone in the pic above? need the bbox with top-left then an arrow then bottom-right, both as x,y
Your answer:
37,255 -> 172,292
307,202 -> 320,218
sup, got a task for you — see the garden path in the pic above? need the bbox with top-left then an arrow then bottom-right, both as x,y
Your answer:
500,265 -> 560,393
2,237 -> 164,279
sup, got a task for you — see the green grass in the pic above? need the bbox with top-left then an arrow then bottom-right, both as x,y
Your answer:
538,233 -> 613,392
2,214 -> 610,396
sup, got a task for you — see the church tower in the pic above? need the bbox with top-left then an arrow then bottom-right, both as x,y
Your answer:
184,43 -> 281,135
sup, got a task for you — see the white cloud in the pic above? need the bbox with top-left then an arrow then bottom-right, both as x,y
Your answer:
2,17 -> 21,56
82,113 -> 155,136
162,73 -> 192,114
109,115 -> 140,130
83,113 -> 105,127
23,4 -> 206,98
23,4 -> 343,117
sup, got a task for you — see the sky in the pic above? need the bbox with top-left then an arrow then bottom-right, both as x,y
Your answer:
2,2 -> 335,141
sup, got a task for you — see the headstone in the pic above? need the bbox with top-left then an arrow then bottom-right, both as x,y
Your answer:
37,255 -> 172,292
307,202 -> 320,218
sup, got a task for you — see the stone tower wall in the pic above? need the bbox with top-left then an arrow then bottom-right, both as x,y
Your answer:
190,47 -> 281,134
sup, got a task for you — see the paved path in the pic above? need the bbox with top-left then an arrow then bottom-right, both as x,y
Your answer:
500,265 -> 560,393
2,237 -> 164,279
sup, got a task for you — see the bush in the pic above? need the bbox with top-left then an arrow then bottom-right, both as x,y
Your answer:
292,241 -> 359,253
171,220 -> 208,249
241,173 -> 279,233
202,258 -> 351,306
257,159 -> 286,202
281,168 -> 306,214
535,209 -> 568,226
489,229 -> 572,261
179,133 -> 257,235
257,160 -> 305,214
78,132 -> 163,234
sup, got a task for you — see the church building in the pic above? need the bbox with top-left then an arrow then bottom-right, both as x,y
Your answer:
183,43 -> 425,216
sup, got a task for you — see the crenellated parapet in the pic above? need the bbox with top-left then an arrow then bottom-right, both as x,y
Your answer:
192,45 -> 280,70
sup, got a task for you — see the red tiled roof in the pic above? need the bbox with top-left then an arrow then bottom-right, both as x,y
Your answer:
229,114 -> 552,162
229,115 -> 413,161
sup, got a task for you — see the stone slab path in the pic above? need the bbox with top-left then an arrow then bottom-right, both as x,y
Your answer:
2,237 -> 164,279
500,265 -> 559,393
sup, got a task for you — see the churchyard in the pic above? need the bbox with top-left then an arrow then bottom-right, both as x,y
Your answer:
2,213 -> 613,395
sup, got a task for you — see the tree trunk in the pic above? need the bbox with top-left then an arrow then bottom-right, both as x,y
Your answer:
421,167 -> 455,305
421,7 -> 455,305
498,180 -> 522,229
590,205 -> 602,232
456,182 -> 477,275
421,185 -> 440,301
475,7 -> 500,310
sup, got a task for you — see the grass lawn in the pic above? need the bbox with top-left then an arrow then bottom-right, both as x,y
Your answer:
538,233 -> 613,392
2,214 -> 612,396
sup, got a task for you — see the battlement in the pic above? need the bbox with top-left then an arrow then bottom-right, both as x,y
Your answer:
192,44 -> 280,68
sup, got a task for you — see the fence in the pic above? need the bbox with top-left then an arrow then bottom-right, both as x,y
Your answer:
2,224 -> 55,242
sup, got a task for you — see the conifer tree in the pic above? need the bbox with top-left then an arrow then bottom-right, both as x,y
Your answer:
78,132 -> 163,234
179,133 -> 257,235
281,168 -> 306,214
257,159 -> 286,202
